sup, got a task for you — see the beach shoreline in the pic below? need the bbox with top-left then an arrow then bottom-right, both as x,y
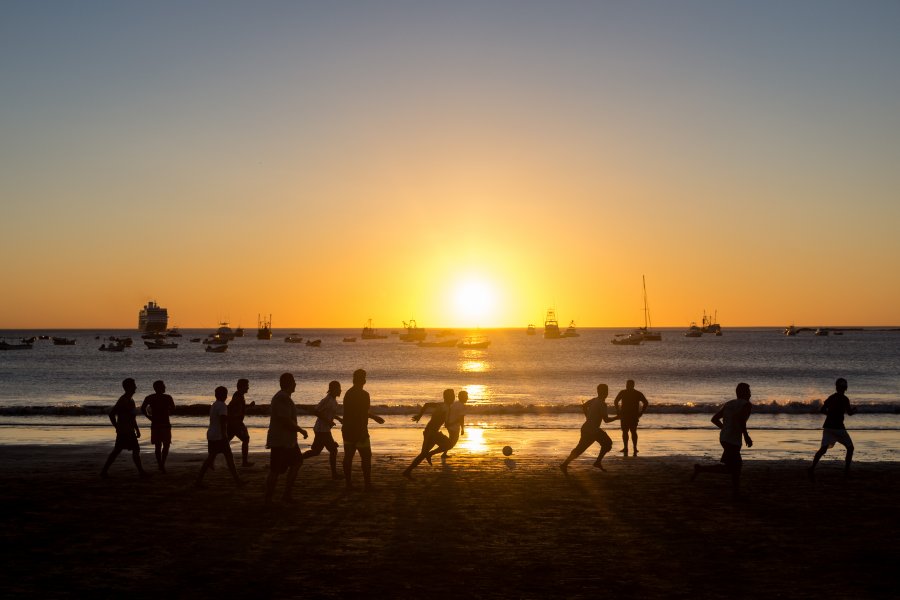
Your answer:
1,445 -> 898,598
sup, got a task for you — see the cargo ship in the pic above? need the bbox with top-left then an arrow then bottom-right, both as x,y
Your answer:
138,301 -> 169,333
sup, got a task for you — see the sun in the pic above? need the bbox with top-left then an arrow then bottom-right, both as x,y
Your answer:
452,278 -> 498,326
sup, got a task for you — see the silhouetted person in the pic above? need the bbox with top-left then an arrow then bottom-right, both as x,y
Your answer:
560,384 -> 619,474
403,389 -> 455,479
196,386 -> 244,488
302,380 -> 344,480
101,378 -> 150,478
428,389 -> 468,461
228,378 -> 255,467
809,378 -> 857,480
614,379 -> 648,456
692,383 -> 753,499
141,380 -> 175,473
341,369 -> 385,491
264,373 -> 308,504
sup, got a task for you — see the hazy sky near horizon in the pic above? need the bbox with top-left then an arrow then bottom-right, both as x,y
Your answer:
2,1 -> 899,328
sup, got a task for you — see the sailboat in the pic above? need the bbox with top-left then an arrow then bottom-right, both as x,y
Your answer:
634,276 -> 662,341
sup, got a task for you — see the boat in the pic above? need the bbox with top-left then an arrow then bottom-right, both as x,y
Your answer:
234,327 -> 244,338
700,310 -> 722,335
458,336 -> 491,349
138,301 -> 169,333
611,333 -> 642,345
214,322 -> 235,341
203,336 -> 228,345
38,335 -> 50,340
399,320 -> 427,342
563,321 -> 580,338
284,334 -> 304,343
526,324 -> 536,335
633,276 -> 663,341
21,336 -> 36,344
784,325 -> 799,336
0,340 -> 33,350
361,318 -> 388,339
166,328 -> 182,338
205,344 -> 227,353
684,323 -> 703,338
305,339 -> 322,347
145,340 -> 177,349
544,309 -> 561,339
108,336 -> 133,347
417,339 -> 458,348
190,338 -> 202,343
815,328 -> 829,336
52,337 -> 76,345
98,343 -> 126,352
343,337 -> 357,343
257,314 -> 273,340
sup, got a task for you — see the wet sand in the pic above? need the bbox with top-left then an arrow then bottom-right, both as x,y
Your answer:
1,445 -> 898,599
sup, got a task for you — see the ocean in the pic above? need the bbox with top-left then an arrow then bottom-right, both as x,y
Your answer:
2,327 -> 898,460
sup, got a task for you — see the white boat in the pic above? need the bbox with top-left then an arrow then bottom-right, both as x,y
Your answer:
611,333 -> 642,345
458,336 -> 491,349
563,321 -> 580,337
544,309 -> 561,339
526,324 -> 536,335
138,301 -> 168,333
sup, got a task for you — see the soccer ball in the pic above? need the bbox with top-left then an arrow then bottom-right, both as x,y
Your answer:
502,445 -> 513,456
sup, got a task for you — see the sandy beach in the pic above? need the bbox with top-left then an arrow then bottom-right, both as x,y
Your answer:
1,444 -> 898,599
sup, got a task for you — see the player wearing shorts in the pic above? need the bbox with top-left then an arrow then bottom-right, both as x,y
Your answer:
403,389 -> 455,479
614,379 -> 648,456
302,380 -> 344,479
141,380 -> 175,473
427,389 -> 468,462
101,378 -> 150,479
228,378 -> 255,467
560,384 -> 620,474
808,378 -> 857,480
196,386 -> 244,489
692,383 -> 753,499
341,369 -> 384,491
264,373 -> 308,504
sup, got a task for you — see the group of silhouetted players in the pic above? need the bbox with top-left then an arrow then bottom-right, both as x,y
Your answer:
101,372 -> 857,501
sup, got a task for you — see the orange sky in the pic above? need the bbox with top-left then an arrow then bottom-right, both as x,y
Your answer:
2,4 -> 899,328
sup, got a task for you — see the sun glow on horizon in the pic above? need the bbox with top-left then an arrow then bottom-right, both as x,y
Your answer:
452,277 -> 498,327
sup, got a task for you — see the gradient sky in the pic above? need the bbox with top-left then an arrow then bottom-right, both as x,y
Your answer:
2,1 -> 899,328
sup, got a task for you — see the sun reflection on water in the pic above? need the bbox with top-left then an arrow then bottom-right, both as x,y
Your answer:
458,426 -> 487,454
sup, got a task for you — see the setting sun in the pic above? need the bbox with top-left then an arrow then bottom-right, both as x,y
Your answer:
452,278 -> 498,326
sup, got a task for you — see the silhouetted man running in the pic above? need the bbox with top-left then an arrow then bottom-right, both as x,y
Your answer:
692,383 -> 753,499
614,379 -> 648,456
560,384 -> 620,474
809,378 -> 857,480
264,373 -> 308,504
341,369 -> 384,491
228,378 -> 255,467
403,389 -> 455,478
101,378 -> 150,478
428,389 -> 468,462
141,380 -> 175,473
302,380 -> 344,479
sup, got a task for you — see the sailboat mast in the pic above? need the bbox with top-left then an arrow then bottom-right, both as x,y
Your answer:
642,275 -> 651,329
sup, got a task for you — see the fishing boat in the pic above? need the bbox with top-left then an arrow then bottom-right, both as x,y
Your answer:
361,318 -> 388,339
526,324 -> 536,335
544,309 -> 561,339
52,337 -> 76,345
138,301 -> 168,333
306,339 -> 322,347
611,333 -> 642,345
214,322 -> 236,341
234,327 -> 244,338
205,344 -> 227,353
399,320 -> 427,342
563,321 -> 580,337
814,328 -> 829,336
458,336 -> 491,349
417,339 -> 458,348
343,337 -> 357,343
145,340 -> 177,349
700,310 -> 722,335
0,340 -> 33,350
257,314 -> 273,340
784,325 -> 799,336
284,334 -> 304,343
633,276 -> 662,341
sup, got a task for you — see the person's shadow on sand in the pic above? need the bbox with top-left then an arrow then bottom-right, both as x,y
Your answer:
504,458 -> 516,470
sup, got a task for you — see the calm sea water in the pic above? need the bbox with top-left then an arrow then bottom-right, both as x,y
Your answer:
1,327 -> 899,460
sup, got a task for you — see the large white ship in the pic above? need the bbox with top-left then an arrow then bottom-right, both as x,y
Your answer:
138,301 -> 169,333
